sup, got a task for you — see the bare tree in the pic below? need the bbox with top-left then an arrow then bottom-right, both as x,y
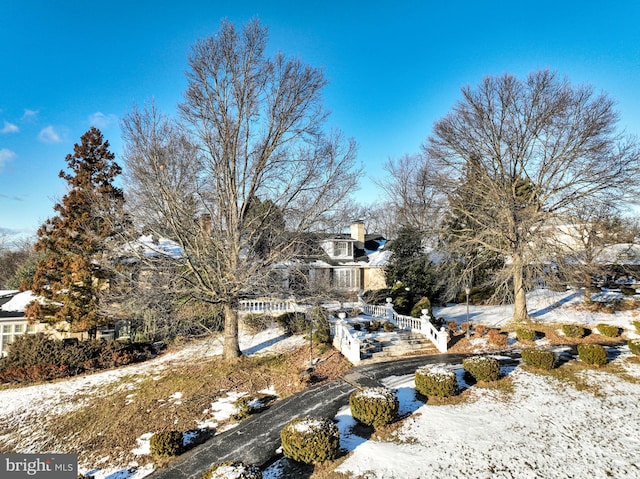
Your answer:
373,153 -> 445,238
122,19 -> 360,358
425,70 -> 640,321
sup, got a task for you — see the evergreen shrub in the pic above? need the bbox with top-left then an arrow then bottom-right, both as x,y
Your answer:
628,339 -> 640,355
462,356 -> 500,382
150,431 -> 183,456
382,321 -> 395,332
414,366 -> 458,398
276,312 -> 308,335
516,328 -> 536,342
201,462 -> 262,479
349,387 -> 399,428
310,307 -> 331,344
410,296 -> 432,318
280,416 -> 340,463
633,320 -> 640,333
241,314 -> 271,334
577,344 -> 607,366
596,324 -> 620,338
621,286 -> 637,296
521,348 -> 555,370
562,324 -> 586,338
232,396 -> 255,421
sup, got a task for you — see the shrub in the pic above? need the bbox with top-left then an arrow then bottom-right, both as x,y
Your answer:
621,286 -> 637,296
201,462 -> 262,479
310,307 -> 331,344
562,324 -> 586,338
414,366 -> 458,398
276,312 -> 308,335
366,320 -> 382,332
410,296 -> 432,318
280,416 -> 340,463
150,430 -> 183,456
241,314 -> 271,334
628,339 -> 640,355
446,320 -> 458,333
382,321 -> 395,332
521,348 -> 555,370
633,320 -> 640,334
596,323 -> 621,338
577,344 -> 607,366
232,395 -> 255,421
474,324 -> 487,337
349,387 -> 399,428
463,356 -> 500,382
516,328 -> 536,342
487,329 -> 508,347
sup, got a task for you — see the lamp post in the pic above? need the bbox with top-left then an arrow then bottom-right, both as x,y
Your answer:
465,286 -> 471,338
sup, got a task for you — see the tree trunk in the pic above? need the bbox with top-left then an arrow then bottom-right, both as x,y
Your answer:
512,254 -> 529,322
223,303 -> 242,359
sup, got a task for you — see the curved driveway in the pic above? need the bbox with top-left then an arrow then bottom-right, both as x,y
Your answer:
150,353 -> 520,479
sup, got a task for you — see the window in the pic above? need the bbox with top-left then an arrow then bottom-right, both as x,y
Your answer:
334,268 -> 358,289
333,241 -> 352,257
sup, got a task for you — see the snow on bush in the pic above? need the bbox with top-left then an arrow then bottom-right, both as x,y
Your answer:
280,416 -> 340,463
414,366 -> 458,398
349,387 -> 399,428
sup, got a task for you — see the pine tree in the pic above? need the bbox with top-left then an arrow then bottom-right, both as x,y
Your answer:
27,127 -> 125,335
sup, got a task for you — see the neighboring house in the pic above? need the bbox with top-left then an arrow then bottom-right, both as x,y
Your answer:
0,291 -> 46,356
304,221 -> 390,292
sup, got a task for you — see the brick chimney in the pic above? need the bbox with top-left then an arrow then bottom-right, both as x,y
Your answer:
350,220 -> 365,243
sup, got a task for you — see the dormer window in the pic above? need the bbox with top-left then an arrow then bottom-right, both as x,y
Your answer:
333,240 -> 352,258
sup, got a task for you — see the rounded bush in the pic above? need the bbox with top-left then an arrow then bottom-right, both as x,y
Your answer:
596,324 -> 620,338
280,416 -> 340,464
349,387 -> 399,428
521,348 -> 555,370
562,324 -> 586,338
201,462 -> 262,479
516,328 -> 536,342
382,321 -> 395,332
462,356 -> 500,382
150,430 -> 183,457
633,320 -> 640,334
487,329 -> 508,347
414,366 -> 458,398
577,343 -> 607,366
628,339 -> 640,355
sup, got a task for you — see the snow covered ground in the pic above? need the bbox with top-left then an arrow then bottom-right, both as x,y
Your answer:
2,289 -> 639,478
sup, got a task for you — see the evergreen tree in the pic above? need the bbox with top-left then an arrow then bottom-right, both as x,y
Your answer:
27,127 -> 125,335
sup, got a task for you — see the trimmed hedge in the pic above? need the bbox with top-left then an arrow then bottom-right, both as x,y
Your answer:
516,328 -> 536,342
628,339 -> 640,355
462,356 -> 500,382
521,348 -> 555,370
150,431 -> 183,457
596,324 -> 621,338
414,366 -> 458,398
201,462 -> 262,479
562,324 -> 586,338
280,416 -> 340,464
577,344 -> 607,366
349,387 -> 399,428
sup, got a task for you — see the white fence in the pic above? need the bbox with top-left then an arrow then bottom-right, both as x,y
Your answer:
238,299 -> 301,314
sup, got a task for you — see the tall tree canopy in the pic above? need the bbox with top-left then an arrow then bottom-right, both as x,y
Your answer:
425,70 -> 640,321
122,19 -> 360,358
27,127 -> 125,334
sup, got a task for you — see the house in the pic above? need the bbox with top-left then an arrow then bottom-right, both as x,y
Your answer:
0,291 -> 46,356
304,221 -> 390,292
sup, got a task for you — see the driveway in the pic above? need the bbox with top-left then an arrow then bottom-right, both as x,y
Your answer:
150,353 -> 519,479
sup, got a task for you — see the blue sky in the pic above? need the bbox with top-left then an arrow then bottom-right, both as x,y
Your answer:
1,1 -> 640,243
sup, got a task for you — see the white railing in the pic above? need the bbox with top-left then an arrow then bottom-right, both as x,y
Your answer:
393,311 -> 448,353
332,318 -> 361,364
361,303 -> 389,318
360,299 -> 449,353
238,299 -> 300,314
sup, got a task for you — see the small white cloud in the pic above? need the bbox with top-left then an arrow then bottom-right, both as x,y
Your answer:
0,148 -> 16,171
88,111 -> 118,129
1,121 -> 19,134
38,125 -> 62,144
22,109 -> 38,121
